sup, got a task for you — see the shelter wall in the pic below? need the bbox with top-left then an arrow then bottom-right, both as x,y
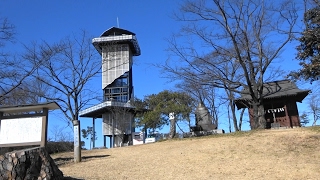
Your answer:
248,99 -> 301,129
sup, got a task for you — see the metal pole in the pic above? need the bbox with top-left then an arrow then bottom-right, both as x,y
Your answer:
112,117 -> 115,148
73,120 -> 81,163
144,125 -> 147,144
92,117 -> 95,149
110,136 -> 112,148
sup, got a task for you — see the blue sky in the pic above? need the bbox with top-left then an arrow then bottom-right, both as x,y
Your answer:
0,0 -> 180,97
0,1 -> 315,148
0,0 -> 184,148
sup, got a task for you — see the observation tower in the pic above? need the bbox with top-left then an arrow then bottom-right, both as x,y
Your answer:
79,27 -> 141,148
92,27 -> 140,101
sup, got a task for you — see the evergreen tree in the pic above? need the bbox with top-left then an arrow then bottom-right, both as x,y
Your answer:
292,2 -> 320,81
134,90 -> 194,138
81,126 -> 97,149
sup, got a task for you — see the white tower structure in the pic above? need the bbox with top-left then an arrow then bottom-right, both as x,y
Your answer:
92,27 -> 140,101
79,27 -> 141,148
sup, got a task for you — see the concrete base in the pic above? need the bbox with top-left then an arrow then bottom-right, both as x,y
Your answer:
184,129 -> 225,137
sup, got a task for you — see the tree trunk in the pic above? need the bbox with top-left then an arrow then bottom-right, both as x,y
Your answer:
238,108 -> 245,131
169,117 -> 176,139
230,101 -> 240,131
312,113 -> 317,126
89,133 -> 92,150
257,104 -> 266,129
188,117 -> 191,132
251,103 -> 266,129
227,105 -> 232,133
312,121 -> 317,126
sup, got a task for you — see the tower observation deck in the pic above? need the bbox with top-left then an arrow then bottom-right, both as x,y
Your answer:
79,27 -> 141,148
92,27 -> 141,102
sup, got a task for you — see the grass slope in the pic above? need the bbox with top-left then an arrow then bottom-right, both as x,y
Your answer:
52,127 -> 320,180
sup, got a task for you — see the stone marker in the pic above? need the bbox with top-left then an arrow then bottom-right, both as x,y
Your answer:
0,147 -> 63,180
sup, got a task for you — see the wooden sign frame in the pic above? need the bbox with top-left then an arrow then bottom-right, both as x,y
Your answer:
0,102 -> 60,148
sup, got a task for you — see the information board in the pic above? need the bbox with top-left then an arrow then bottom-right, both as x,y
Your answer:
0,117 -> 42,145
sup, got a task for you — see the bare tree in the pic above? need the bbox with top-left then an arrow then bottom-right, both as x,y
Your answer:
0,17 -> 40,104
49,125 -> 73,142
23,30 -> 101,124
308,93 -> 320,126
1,78 -> 50,106
305,82 -> 320,126
0,17 -> 14,49
163,0 -> 298,129
176,81 -> 220,129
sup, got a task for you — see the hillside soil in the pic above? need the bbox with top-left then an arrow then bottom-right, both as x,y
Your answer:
51,127 -> 320,180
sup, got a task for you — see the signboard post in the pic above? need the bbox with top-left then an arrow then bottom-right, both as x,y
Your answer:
73,120 -> 81,163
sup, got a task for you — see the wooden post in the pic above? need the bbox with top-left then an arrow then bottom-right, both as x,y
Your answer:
41,108 -> 48,147
284,104 -> 291,128
73,120 -> 81,163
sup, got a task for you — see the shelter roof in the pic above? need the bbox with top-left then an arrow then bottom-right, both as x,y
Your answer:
0,102 -> 60,113
235,80 -> 310,109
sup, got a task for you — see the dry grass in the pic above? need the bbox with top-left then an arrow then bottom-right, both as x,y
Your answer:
52,127 -> 320,180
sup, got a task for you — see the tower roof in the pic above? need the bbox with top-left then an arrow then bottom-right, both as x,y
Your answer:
100,27 -> 136,37
92,27 -> 141,56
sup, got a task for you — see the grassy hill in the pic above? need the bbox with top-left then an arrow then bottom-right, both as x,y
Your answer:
52,127 -> 320,180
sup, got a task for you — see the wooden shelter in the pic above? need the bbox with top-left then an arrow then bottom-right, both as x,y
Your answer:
235,80 -> 310,129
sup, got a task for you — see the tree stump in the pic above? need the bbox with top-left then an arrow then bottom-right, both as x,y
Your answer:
0,147 -> 63,180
